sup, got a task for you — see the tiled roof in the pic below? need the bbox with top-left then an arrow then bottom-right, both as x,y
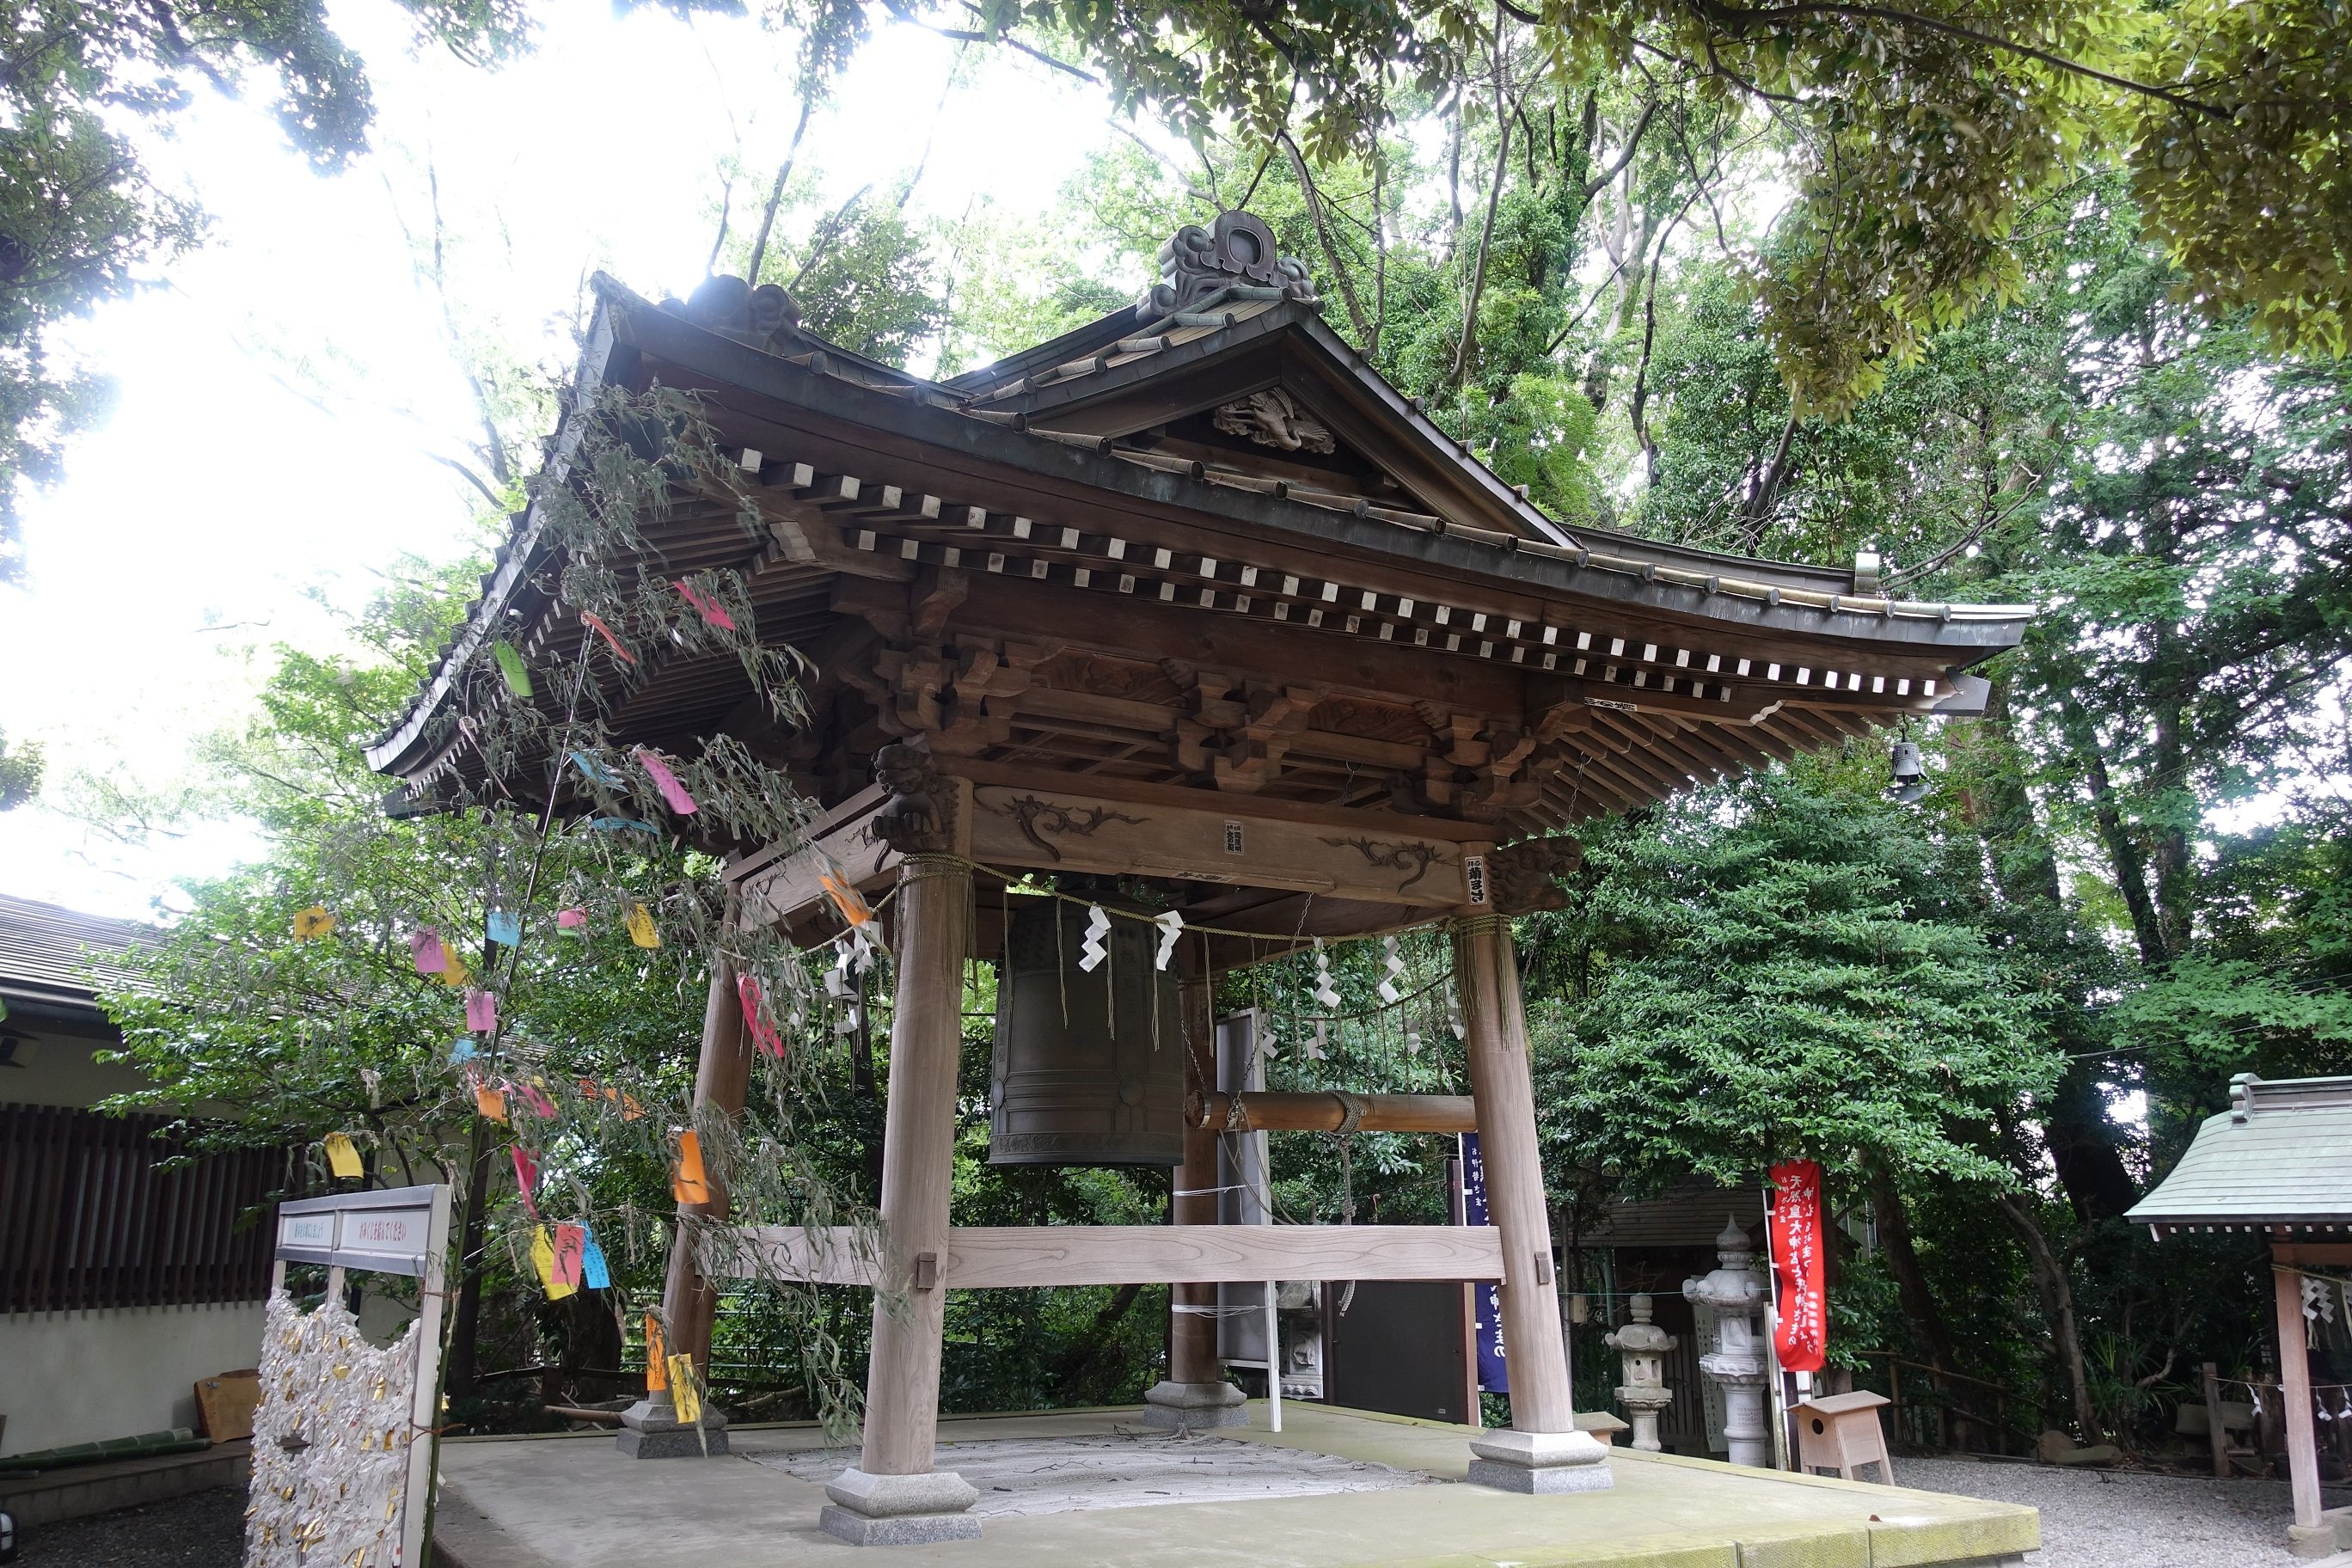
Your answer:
2128,1075 -> 2352,1228
0,893 -> 159,1014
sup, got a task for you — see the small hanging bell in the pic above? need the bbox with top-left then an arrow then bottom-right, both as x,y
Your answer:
1887,738 -> 1931,804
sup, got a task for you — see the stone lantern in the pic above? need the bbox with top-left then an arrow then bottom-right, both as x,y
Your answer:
1682,1216 -> 1772,1467
1604,1294 -> 1677,1452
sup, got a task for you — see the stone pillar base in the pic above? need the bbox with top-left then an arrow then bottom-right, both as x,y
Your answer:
2286,1522 -> 2338,1559
1466,1428 -> 1614,1494
615,1397 -> 730,1459
1140,1379 -> 1249,1430
819,1467 -> 982,1546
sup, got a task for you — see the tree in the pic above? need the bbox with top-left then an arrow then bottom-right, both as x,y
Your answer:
0,726 -> 42,810
0,0 -> 542,579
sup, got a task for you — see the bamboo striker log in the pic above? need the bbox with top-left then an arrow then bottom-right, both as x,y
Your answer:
1187,1090 -> 1477,1134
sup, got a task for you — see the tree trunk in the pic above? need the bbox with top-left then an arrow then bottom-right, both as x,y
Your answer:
1995,1191 -> 2105,1446
1869,1167 -> 1958,1371
440,1122 -> 499,1397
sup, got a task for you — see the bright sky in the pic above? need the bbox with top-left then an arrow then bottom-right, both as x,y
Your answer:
0,3 -> 1150,921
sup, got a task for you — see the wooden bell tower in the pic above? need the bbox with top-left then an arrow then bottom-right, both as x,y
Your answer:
373,211 -> 2032,1544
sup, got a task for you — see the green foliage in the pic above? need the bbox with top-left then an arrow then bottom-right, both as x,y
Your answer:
1525,764 -> 2058,1188
0,726 -> 43,810
0,0 -> 536,579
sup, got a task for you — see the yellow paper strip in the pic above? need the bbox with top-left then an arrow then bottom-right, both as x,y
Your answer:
667,1356 -> 701,1424
292,905 -> 336,940
322,1133 -> 364,1179
625,902 -> 661,949
529,1225 -> 574,1301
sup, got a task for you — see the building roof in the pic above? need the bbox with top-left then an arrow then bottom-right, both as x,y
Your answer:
0,893 -> 158,1024
366,212 -> 2036,939
2127,1075 -> 2352,1234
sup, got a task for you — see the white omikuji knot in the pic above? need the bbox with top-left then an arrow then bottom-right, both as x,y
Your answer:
1377,934 -> 1406,1004
1079,903 -> 1112,972
1152,910 -> 1185,971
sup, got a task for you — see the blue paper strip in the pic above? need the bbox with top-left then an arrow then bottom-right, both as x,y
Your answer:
486,910 -> 521,946
570,750 -> 621,786
580,1228 -> 611,1290
450,1037 -> 478,1064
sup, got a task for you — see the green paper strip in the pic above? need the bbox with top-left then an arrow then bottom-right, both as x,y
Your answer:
494,640 -> 532,698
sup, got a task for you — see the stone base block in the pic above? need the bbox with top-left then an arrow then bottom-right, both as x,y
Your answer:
615,1397 -> 729,1460
819,1505 -> 984,1546
819,1467 -> 982,1547
1140,1379 -> 1249,1430
1467,1456 -> 1615,1493
1466,1426 -> 1614,1493
2288,1522 -> 2340,1559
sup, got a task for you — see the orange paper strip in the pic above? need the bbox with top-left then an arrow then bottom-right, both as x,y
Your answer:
645,1317 -> 668,1389
670,1130 -> 711,1205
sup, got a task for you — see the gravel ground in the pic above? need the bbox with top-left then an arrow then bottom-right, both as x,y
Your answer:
1902,1456 -> 2349,1567
15,1487 -> 244,1568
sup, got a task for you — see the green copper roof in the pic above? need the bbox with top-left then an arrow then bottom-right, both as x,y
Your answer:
2128,1075 -> 2352,1229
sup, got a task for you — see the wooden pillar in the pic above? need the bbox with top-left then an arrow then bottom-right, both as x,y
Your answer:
1454,913 -> 1576,1435
660,957 -> 752,1377
1143,940 -> 1247,1428
2275,1253 -> 2324,1532
621,955 -> 751,1457
856,854 -> 971,1478
2202,1361 -> 2230,1478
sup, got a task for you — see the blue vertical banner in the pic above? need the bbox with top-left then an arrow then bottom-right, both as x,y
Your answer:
1461,1132 -> 1509,1393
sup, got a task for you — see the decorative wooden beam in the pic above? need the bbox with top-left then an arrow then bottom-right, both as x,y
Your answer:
965,778 -> 1487,906
735,1222 -> 1508,1289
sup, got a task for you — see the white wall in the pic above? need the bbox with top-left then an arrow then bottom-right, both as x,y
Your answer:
0,1301 -> 266,1455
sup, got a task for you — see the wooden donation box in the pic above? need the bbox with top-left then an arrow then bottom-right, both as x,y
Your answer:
370,208 -> 2029,1544
1792,1390 -> 1895,1484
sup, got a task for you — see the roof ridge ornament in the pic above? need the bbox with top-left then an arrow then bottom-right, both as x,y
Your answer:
662,274 -> 803,354
1145,211 -> 1320,315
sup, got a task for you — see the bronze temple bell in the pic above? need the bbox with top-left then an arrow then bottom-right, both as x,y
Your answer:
989,896 -> 1185,1166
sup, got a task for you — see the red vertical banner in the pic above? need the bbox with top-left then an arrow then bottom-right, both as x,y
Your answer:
1769,1159 -> 1828,1373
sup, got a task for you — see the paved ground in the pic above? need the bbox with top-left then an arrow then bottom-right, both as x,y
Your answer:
1904,1456 -> 2348,1567
15,1486 -> 242,1567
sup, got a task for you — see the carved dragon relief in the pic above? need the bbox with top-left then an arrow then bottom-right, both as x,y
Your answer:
1211,388 -> 1336,455
1487,836 -> 1585,914
1321,836 -> 1449,896
995,794 -> 1148,862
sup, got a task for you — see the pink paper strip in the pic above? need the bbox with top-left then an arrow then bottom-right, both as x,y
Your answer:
514,1079 -> 557,1119
410,928 -> 447,975
738,973 -> 786,1059
579,610 -> 637,665
464,988 -> 497,1032
556,907 -> 588,929
511,1145 -> 540,1217
673,579 -> 737,631
551,1222 -> 585,1288
634,750 -> 698,815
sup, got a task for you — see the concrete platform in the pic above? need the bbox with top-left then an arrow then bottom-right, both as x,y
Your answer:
431,1404 -> 2038,1568
0,1437 -> 249,1526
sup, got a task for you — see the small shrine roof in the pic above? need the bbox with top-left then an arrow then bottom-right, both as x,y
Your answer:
2128,1075 -> 2352,1234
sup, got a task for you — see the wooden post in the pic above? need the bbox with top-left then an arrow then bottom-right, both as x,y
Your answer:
2202,1362 -> 2231,1479
2274,1253 -> 2324,1533
1454,914 -> 1574,1434
620,956 -> 753,1457
1143,940 -> 1247,1429
857,854 -> 971,1477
